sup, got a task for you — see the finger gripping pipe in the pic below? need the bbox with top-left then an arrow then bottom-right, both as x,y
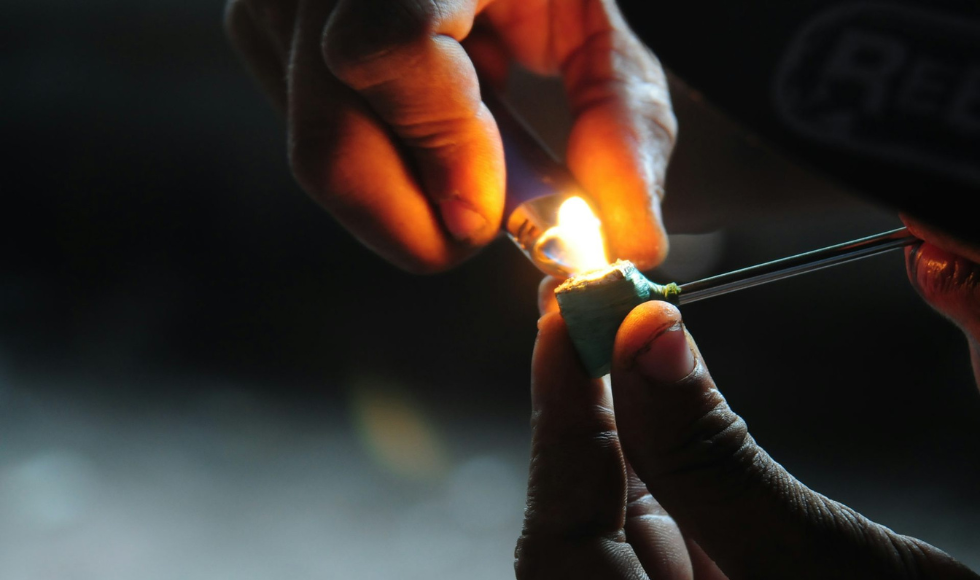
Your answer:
556,261 -> 677,378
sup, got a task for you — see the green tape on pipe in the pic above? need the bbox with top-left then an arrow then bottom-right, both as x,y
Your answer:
555,261 -> 680,378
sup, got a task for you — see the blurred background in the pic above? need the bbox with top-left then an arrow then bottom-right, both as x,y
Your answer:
2,0 -> 978,577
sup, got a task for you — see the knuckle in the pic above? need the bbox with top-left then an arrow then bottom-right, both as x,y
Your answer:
884,535 -> 958,579
323,0 -> 438,84
389,115 -> 476,150
885,536 -> 930,580
524,432 -> 627,532
657,398 -> 767,501
515,532 -> 635,580
678,401 -> 750,464
821,502 -> 947,579
564,29 -> 678,150
531,405 -> 619,451
288,124 -> 463,276
530,427 -> 622,484
626,43 -> 678,147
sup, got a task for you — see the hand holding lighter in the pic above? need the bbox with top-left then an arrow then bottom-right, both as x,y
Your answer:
485,90 -> 607,279
488,90 -> 919,377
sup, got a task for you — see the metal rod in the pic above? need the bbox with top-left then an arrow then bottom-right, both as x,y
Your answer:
676,227 -> 918,305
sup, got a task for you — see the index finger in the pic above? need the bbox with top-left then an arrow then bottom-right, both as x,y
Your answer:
517,312 -> 646,580
484,0 -> 676,270
288,0 -> 481,273
323,0 -> 504,245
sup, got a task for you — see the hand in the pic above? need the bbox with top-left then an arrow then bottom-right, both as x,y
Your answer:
903,215 -> 980,388
518,281 -> 979,579
225,0 -> 675,273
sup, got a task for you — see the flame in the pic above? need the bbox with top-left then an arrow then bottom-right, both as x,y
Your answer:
539,196 -> 608,275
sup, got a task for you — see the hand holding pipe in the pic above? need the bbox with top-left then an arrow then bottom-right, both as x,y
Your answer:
556,228 -> 919,377
488,88 -> 920,377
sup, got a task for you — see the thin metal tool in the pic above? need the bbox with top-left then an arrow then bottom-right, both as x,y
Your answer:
674,227 -> 918,305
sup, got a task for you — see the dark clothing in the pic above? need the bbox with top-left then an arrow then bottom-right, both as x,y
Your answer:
623,1 -> 980,243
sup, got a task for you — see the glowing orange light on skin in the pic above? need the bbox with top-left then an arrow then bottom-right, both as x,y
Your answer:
537,196 -> 609,276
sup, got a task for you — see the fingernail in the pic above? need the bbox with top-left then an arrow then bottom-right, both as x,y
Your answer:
633,322 -> 695,383
440,199 -> 487,242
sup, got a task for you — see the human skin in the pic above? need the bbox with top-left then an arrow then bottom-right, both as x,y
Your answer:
520,226 -> 980,579
225,3 -> 980,574
903,216 -> 980,384
225,0 -> 675,274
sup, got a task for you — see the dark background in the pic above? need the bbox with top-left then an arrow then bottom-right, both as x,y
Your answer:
1,0 -> 978,576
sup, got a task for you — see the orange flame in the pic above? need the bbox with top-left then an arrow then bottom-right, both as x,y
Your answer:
539,197 -> 608,275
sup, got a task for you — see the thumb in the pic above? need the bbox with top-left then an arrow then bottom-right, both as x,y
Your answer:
903,216 -> 980,386
609,301 -> 977,580
560,3 -> 674,271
